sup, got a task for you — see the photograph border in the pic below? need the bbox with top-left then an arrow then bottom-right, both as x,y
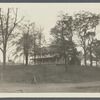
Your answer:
0,0 -> 99,98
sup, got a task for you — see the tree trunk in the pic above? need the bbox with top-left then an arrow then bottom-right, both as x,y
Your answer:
61,24 -> 68,72
33,37 -> 36,65
34,55 -> 36,65
25,50 -> 28,65
40,36 -> 41,65
23,55 -> 24,65
64,55 -> 67,72
83,30 -> 87,66
96,60 -> 97,67
3,49 -> 6,66
90,44 -> 92,66
25,55 -> 28,65
96,55 -> 97,67
84,48 -> 87,66
1,47 -> 6,82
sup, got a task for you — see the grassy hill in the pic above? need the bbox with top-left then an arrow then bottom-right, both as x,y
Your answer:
0,65 -> 100,84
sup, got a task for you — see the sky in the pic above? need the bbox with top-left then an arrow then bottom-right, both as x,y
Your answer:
0,3 -> 100,62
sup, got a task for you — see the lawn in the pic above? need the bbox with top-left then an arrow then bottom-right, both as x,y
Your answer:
0,64 -> 100,84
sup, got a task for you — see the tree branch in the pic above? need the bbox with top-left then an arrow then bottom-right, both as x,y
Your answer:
0,47 -> 3,52
0,8 -> 5,46
8,8 -> 24,37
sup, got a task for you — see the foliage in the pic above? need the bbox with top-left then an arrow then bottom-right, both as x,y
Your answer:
74,11 -> 100,65
50,13 -> 81,69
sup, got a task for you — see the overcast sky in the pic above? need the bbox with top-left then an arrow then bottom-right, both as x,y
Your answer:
1,3 -> 100,40
0,3 -> 100,62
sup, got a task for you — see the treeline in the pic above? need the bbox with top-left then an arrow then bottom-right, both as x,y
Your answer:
0,8 -> 46,66
0,8 -> 100,68
50,11 -> 100,70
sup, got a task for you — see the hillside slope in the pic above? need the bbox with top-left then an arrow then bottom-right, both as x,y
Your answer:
0,65 -> 100,84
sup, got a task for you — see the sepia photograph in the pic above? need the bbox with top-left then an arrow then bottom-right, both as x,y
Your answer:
0,3 -> 99,94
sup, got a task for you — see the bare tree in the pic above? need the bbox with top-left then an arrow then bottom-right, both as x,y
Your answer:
0,8 -> 24,65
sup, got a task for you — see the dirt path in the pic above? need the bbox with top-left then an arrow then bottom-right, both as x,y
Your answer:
0,81 -> 100,92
